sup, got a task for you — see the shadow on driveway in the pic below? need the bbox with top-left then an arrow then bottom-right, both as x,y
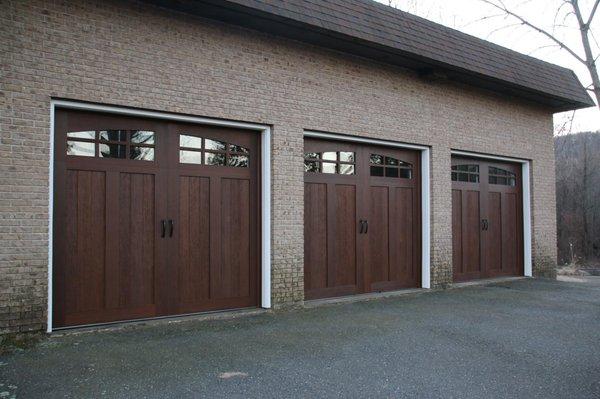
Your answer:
2,278 -> 600,398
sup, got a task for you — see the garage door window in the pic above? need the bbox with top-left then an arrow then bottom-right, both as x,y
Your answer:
489,167 -> 517,186
66,130 -> 155,161
304,151 -> 356,174
179,134 -> 249,167
451,164 -> 479,183
370,154 -> 412,178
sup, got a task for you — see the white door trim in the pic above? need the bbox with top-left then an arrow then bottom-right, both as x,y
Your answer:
451,150 -> 533,277
304,130 -> 431,289
48,100 -> 272,332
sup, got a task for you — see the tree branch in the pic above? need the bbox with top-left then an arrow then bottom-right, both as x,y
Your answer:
553,1 -> 572,33
554,110 -> 576,136
570,0 -> 600,107
479,0 -> 587,64
461,13 -> 507,29
486,22 -> 523,39
527,44 -> 561,56
590,29 -> 600,50
587,0 -> 600,26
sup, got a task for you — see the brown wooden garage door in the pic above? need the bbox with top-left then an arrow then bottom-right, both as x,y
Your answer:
53,109 -> 260,328
451,156 -> 523,282
303,138 -> 421,300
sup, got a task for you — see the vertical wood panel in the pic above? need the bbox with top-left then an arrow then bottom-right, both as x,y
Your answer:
304,183 -> 328,292
118,173 -> 155,307
178,176 -> 211,304
390,187 -> 413,282
209,175 -> 222,301
332,185 -> 356,287
104,172 -> 120,309
368,186 -> 389,284
463,190 -> 481,274
486,192 -> 502,273
64,170 -> 106,314
452,189 -> 463,277
502,193 -> 518,274
215,178 -> 250,299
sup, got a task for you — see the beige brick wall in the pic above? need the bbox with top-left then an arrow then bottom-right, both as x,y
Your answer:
1,0 -> 557,333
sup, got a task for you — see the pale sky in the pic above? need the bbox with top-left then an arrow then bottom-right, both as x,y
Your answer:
376,0 -> 600,133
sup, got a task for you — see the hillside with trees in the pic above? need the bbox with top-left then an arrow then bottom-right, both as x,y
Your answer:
555,132 -> 600,265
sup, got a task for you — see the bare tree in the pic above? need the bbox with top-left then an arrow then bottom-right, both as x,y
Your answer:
479,0 -> 600,110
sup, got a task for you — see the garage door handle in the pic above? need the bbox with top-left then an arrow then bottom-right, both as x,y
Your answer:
359,220 -> 364,234
168,220 -> 174,237
481,219 -> 488,231
161,220 -> 166,238
364,220 -> 368,234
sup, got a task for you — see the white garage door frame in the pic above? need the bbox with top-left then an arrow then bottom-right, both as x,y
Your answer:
451,150 -> 533,278
47,99 -> 272,332
304,130 -> 432,289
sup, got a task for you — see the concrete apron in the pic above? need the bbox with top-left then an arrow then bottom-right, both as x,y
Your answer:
51,276 -> 530,336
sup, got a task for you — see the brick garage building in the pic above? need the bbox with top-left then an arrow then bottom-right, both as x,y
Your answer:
1,0 -> 594,332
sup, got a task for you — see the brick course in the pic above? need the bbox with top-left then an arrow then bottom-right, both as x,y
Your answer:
1,0 -> 557,333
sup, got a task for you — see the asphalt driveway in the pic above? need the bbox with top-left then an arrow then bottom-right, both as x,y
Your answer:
2,277 -> 599,398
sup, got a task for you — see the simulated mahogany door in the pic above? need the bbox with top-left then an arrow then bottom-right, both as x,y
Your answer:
166,123 -> 260,315
53,109 -> 167,327
483,161 -> 523,278
363,146 -> 421,292
451,156 -> 523,282
304,140 -> 362,300
303,138 -> 421,300
53,109 -> 260,328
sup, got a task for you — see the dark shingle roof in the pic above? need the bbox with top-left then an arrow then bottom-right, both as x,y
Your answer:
147,0 -> 595,111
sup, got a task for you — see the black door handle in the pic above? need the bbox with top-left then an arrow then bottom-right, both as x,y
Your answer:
359,220 -> 364,234
481,219 -> 489,231
364,220 -> 368,234
161,220 -> 166,238
485,219 -> 489,231
168,219 -> 174,237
